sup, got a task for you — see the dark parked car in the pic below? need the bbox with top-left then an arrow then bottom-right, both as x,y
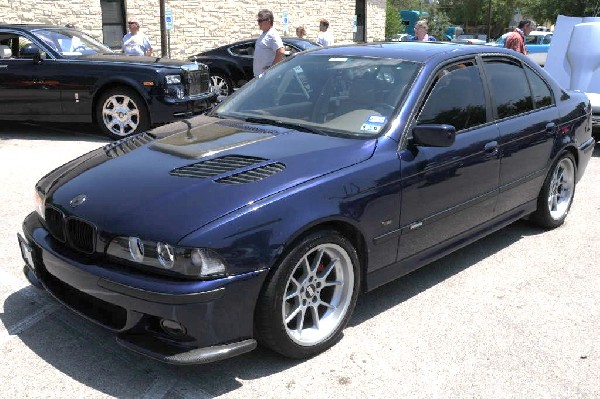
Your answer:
188,37 -> 320,96
18,42 -> 595,364
0,24 -> 216,139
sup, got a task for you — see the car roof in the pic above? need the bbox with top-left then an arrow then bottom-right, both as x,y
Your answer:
302,41 -> 520,64
0,24 -> 62,31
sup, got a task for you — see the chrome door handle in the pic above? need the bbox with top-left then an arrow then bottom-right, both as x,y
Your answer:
484,140 -> 498,153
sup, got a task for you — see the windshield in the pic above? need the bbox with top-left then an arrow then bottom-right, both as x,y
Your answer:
32,28 -> 114,57
212,54 -> 420,137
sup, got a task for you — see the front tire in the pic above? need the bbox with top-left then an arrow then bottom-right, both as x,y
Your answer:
96,87 -> 149,140
255,230 -> 360,359
530,152 -> 577,229
210,73 -> 233,96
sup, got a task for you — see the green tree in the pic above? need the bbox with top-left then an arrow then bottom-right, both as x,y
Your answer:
386,0 -> 404,38
437,0 -> 600,39
523,0 -> 599,26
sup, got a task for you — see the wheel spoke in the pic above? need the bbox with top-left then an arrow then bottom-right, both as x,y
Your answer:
310,306 -> 320,330
285,304 -> 302,325
295,307 -> 306,334
320,257 -> 338,279
285,277 -> 301,301
318,300 -> 336,311
310,248 -> 325,273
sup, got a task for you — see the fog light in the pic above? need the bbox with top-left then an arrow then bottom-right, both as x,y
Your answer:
160,319 -> 186,337
176,87 -> 185,99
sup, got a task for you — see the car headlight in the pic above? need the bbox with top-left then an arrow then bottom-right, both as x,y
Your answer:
107,236 -> 227,278
165,74 -> 182,84
34,188 -> 45,220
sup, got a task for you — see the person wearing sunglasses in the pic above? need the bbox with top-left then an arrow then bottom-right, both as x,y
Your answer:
122,17 -> 153,56
253,9 -> 284,77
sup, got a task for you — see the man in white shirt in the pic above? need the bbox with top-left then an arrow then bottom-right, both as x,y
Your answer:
316,19 -> 334,46
253,9 -> 285,77
122,17 -> 153,56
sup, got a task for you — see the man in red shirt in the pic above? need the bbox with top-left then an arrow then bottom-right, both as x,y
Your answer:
505,20 -> 533,55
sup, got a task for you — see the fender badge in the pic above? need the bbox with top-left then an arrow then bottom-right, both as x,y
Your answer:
70,194 -> 87,208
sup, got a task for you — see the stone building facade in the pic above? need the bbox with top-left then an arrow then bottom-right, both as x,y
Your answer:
2,0 -> 386,59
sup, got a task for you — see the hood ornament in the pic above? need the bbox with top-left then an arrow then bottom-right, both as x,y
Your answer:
70,194 -> 87,208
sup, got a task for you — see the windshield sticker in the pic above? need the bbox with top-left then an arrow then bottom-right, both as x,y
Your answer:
360,115 -> 387,133
329,57 -> 348,62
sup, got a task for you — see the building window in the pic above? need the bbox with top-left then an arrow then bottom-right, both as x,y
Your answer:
101,0 -> 126,49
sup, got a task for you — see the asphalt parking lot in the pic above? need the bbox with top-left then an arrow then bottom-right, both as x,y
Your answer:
1,121 -> 599,398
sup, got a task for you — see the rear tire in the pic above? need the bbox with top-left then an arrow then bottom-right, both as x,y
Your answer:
255,230 -> 360,359
96,87 -> 149,140
530,152 -> 576,229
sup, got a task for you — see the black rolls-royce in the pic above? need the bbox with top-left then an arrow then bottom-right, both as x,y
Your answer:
0,24 -> 217,139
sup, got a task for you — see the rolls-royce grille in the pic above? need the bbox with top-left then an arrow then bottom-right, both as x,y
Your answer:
216,162 -> 286,184
170,155 -> 268,178
186,70 -> 210,96
45,207 -> 65,242
44,207 -> 96,254
66,218 -> 96,254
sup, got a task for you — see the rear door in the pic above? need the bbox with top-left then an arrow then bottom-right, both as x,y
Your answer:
481,57 -> 560,215
397,59 -> 501,261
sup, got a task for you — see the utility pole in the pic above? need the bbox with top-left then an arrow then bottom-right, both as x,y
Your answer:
487,0 -> 492,41
160,0 -> 167,57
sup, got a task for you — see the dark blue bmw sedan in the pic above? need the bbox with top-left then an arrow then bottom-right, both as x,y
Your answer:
18,42 -> 595,364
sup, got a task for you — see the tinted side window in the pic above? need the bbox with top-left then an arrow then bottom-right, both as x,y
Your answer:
416,62 -> 487,132
230,43 -> 254,57
484,60 -> 533,119
525,67 -> 553,108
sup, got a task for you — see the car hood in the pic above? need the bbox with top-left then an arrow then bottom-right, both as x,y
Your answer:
80,53 -> 197,68
45,115 -> 377,242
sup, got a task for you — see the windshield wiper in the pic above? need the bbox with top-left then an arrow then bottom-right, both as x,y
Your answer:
243,117 -> 326,135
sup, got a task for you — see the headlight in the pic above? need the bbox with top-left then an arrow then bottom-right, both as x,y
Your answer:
34,188 -> 45,220
165,74 -> 182,84
107,236 -> 227,278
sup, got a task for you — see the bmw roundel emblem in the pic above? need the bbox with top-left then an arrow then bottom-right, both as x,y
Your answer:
69,194 -> 87,208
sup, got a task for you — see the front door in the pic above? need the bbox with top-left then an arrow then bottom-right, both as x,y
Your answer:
397,60 -> 500,263
0,34 -> 62,117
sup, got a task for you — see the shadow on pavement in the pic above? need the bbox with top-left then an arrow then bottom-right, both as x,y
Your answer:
0,121 -> 108,143
350,219 -> 546,327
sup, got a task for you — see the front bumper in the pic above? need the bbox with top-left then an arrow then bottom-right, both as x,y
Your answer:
18,212 -> 266,365
150,91 -> 218,125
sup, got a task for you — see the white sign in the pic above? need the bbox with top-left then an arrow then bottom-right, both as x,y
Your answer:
165,8 -> 173,31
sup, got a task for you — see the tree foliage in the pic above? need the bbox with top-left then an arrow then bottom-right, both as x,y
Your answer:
385,0 -> 404,38
438,0 -> 600,38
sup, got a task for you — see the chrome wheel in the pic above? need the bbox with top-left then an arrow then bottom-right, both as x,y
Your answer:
282,243 -> 354,346
101,94 -> 141,137
210,75 -> 231,96
547,157 -> 575,220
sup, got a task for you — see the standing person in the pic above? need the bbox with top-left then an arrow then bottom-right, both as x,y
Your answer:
122,17 -> 153,56
253,9 -> 285,77
408,20 -> 436,41
296,26 -> 306,39
316,19 -> 334,46
505,20 -> 533,55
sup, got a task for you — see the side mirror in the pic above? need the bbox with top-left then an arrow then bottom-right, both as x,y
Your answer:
21,44 -> 43,63
412,124 -> 456,147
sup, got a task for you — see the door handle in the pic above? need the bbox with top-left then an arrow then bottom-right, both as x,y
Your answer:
484,140 -> 498,153
545,122 -> 556,133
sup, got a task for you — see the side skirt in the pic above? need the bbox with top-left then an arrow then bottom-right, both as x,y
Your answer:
365,200 -> 537,292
